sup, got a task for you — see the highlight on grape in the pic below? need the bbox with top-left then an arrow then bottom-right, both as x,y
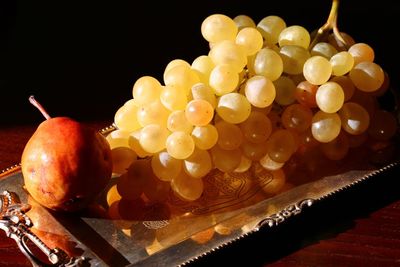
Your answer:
106,12 -> 398,204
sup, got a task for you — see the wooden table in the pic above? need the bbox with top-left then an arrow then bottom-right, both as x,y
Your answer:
1,123 -> 400,267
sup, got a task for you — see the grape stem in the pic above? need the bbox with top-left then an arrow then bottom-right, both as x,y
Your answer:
309,0 -> 346,49
29,95 -> 51,120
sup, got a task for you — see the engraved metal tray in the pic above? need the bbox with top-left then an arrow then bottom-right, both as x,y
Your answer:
1,127 -> 399,266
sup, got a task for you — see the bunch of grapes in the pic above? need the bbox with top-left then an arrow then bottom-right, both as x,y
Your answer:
106,12 -> 398,205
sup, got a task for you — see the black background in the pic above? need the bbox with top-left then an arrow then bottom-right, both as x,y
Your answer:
1,0 -> 399,126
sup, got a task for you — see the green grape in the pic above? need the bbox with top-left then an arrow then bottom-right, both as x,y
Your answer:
164,65 -> 200,95
303,56 -> 332,85
171,170 -> 204,201
160,85 -> 188,111
106,129 -> 130,149
330,76 -> 355,102
330,51 -> 354,76
236,27 -> 263,56
191,83 -> 217,108
183,148 -> 212,178
114,101 -> 141,132
273,76 -> 296,105
320,132 -> 349,160
128,130 -> 152,158
191,124 -> 219,150
240,111 -> 272,144
348,43 -> 375,65
241,140 -> 268,160
253,48 -> 283,81
167,110 -> 193,133
139,124 -> 169,153
257,15 -> 286,45
166,131 -> 195,159
316,82 -> 344,113
279,45 -> 310,75
327,32 -> 355,51
245,75 -> 276,108
191,56 -> 215,85
201,14 -> 238,43
339,102 -> 370,135
259,153 -> 284,171
210,145 -> 242,172
151,151 -> 182,182
215,120 -> 243,150
234,156 -> 252,173
111,147 -> 137,175
185,99 -> 214,126
137,100 -> 170,127
132,76 -> 162,105
349,62 -> 384,92
266,129 -> 296,163
233,15 -> 256,30
310,42 -> 338,59
163,59 -> 191,81
368,110 -> 397,141
278,25 -> 310,49
216,93 -> 252,124
209,64 -> 239,96
295,81 -> 318,108
281,104 -> 313,133
209,40 -> 247,73
311,111 -> 341,143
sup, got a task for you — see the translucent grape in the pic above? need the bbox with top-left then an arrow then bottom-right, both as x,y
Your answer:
348,43 -> 375,65
370,71 -> 390,97
171,170 -> 204,201
311,111 -> 341,143
209,40 -> 247,73
310,42 -> 338,59
114,102 -> 141,132
330,51 -> 354,76
240,111 -> 272,143
106,129 -> 130,149
245,75 -> 276,108
166,131 -> 195,159
303,56 -> 332,85
191,83 -> 217,108
281,104 -> 313,133
117,160 -> 150,200
201,14 -> 238,43
330,76 -> 355,102
215,120 -> 243,150
368,110 -> 397,141
253,48 -> 283,81
349,62 -> 384,92
167,110 -> 193,133
163,59 -> 191,81
241,140 -> 268,160
143,174 -> 171,203
191,124 -> 219,150
259,153 -> 284,171
320,132 -> 349,160
164,65 -> 200,95
278,25 -> 310,49
216,93 -> 251,124
111,147 -> 137,174
339,102 -> 370,135
350,90 -> 378,117
128,130 -> 152,158
234,156 -> 252,173
236,27 -> 263,56
328,32 -> 355,51
137,100 -> 170,127
139,124 -> 169,153
209,64 -> 239,96
346,131 -> 368,148
185,99 -> 214,126
132,76 -> 162,105
295,81 -> 318,108
210,145 -> 242,172
160,85 -> 188,111
273,76 -> 296,106
266,129 -> 297,163
257,15 -> 286,45
183,148 -> 212,178
279,45 -> 310,75
316,82 -> 344,113
151,151 -> 182,181
233,15 -> 256,30
261,169 -> 286,195
106,184 -> 121,207
191,56 -> 215,85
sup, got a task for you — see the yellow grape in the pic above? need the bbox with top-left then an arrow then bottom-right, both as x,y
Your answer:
106,129 -> 130,149
160,85 -> 188,111
215,120 -> 243,150
166,131 -> 195,159
209,40 -> 247,73
349,62 -> 384,92
139,124 -> 169,153
279,45 -> 310,75
348,43 -> 375,65
117,159 -> 151,200
106,184 -> 121,207
233,15 -> 256,30
281,104 -> 313,133
303,56 -> 332,85
163,59 -> 191,81
253,48 -> 283,81
240,111 -> 272,143
245,75 -> 276,108
209,64 -> 239,96
339,102 -> 370,135
259,153 -> 284,171
143,173 -> 171,203
164,65 -> 200,95
191,83 -> 217,108
167,110 -> 193,133
236,27 -> 263,56
266,129 -> 296,163
114,101 -> 141,132
111,147 -> 137,175
234,156 -> 252,173
151,151 -> 182,182
137,100 -> 170,127
216,92 -> 251,124
330,51 -> 354,76
260,168 -> 286,195
210,145 -> 242,172
132,76 -> 162,105
257,15 -> 286,45
191,56 -> 215,85
191,124 -> 219,150
183,148 -> 212,179
278,25 -> 310,49
328,32 -> 355,51
185,99 -> 214,126
201,14 -> 238,43
128,130 -> 152,158
311,111 -> 341,143
171,170 -> 204,201
320,132 -> 349,160
295,81 -> 318,108
330,76 -> 355,102
273,76 -> 296,106
310,42 -> 338,59
316,82 -> 344,113
241,140 -> 268,161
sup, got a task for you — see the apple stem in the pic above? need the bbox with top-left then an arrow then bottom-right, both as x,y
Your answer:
29,95 -> 51,120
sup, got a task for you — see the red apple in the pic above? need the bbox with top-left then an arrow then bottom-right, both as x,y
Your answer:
21,96 -> 112,212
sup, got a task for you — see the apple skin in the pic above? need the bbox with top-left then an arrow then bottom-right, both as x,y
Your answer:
21,117 -> 113,212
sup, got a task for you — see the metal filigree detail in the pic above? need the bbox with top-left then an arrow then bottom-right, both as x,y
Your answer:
0,191 -> 90,267
256,199 -> 314,229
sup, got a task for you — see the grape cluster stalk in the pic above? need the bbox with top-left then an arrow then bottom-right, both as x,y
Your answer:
104,0 -> 398,215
